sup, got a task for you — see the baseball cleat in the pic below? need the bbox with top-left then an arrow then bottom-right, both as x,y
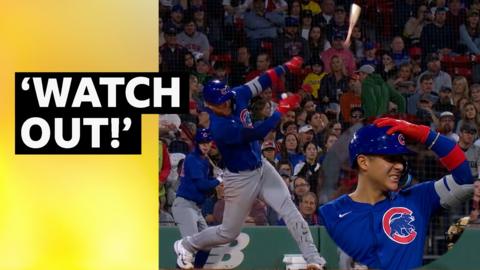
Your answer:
174,240 -> 194,269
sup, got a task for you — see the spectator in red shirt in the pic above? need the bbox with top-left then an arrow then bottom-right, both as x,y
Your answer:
321,32 -> 356,75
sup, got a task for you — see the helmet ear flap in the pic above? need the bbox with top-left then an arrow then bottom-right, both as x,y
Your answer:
399,160 -> 412,189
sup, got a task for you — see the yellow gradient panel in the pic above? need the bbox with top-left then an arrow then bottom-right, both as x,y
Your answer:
0,1 -> 158,269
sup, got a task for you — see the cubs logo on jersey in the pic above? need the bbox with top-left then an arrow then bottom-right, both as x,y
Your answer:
240,109 -> 253,128
382,207 -> 417,244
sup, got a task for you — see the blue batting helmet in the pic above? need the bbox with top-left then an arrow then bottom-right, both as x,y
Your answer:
203,79 -> 235,105
349,124 -> 415,167
195,128 -> 213,144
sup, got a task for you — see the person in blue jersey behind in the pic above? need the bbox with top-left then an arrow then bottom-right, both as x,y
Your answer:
173,56 -> 326,270
171,128 -> 221,268
319,118 -> 475,270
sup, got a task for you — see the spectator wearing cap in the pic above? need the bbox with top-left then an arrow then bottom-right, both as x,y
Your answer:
407,73 -> 438,115
326,5 -> 349,43
339,74 -> 362,124
261,140 -> 277,165
321,32 -> 357,75
456,102 -> 480,135
433,86 -> 456,114
416,53 -> 452,94
437,111 -> 459,142
303,56 -> 326,99
244,0 -> 284,58
458,123 -> 480,178
416,93 -> 439,127
390,36 -> 410,67
273,16 -> 310,65
177,17 -> 211,61
167,4 -> 185,33
300,9 -> 314,40
359,41 -> 379,69
420,6 -> 455,57
312,0 -> 335,28
403,4 -> 432,45
301,0 -> 321,15
298,124 -> 316,149
160,25 -> 189,73
459,9 -> 480,55
356,64 -> 406,118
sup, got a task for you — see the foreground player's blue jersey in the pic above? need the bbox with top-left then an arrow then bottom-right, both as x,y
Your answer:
319,181 -> 441,270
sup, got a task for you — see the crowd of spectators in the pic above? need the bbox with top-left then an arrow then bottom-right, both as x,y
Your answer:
159,0 -> 480,258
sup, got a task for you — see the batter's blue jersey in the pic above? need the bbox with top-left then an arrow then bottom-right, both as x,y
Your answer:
176,150 -> 220,205
207,72 -> 282,173
319,181 -> 441,270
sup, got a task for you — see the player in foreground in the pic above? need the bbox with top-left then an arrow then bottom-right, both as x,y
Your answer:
173,56 -> 326,270
319,118 -> 474,270
171,128 -> 221,268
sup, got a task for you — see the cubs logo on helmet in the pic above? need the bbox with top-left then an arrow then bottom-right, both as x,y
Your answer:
382,207 -> 417,244
398,134 -> 406,145
195,128 -> 213,144
349,125 -> 415,167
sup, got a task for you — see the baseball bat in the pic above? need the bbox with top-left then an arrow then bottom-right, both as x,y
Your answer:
344,3 -> 362,48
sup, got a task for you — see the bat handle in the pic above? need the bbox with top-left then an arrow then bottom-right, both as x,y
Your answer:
344,32 -> 352,48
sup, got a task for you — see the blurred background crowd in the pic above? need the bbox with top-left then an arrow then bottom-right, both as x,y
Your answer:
158,0 -> 480,262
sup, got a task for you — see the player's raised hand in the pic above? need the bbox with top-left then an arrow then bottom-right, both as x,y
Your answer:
374,117 -> 430,143
277,93 -> 301,114
284,56 -> 304,74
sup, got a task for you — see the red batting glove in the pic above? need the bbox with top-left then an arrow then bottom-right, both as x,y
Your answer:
283,56 -> 304,74
373,117 -> 430,143
277,94 -> 301,115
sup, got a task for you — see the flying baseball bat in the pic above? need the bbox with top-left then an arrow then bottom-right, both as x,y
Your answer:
344,3 -> 362,48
